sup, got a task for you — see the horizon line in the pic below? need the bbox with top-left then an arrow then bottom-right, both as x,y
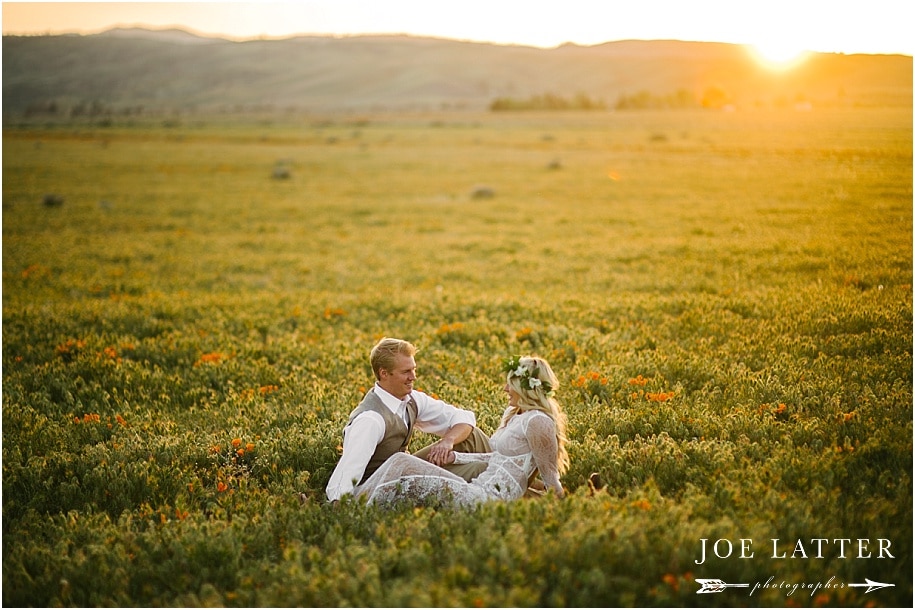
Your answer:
3,24 -> 914,57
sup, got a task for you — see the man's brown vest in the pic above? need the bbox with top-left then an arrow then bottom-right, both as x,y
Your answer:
347,389 -> 418,484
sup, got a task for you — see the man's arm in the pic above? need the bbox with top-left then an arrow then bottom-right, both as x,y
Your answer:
411,391 -> 477,465
325,412 -> 384,501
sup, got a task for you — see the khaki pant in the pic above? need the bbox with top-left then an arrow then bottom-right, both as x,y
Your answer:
413,426 -> 491,482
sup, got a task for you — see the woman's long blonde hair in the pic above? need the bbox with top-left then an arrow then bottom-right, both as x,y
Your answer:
502,356 -> 570,474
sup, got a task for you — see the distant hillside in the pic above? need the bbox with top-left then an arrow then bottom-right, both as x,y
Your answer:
3,27 -> 911,117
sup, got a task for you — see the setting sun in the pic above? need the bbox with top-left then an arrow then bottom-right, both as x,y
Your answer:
750,42 -> 811,71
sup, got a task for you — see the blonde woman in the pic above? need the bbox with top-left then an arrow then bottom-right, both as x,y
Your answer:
356,356 -> 568,506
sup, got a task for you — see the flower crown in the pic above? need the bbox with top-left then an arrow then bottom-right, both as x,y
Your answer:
502,356 -> 553,395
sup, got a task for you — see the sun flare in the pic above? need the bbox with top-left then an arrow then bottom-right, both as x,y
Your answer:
750,42 -> 810,71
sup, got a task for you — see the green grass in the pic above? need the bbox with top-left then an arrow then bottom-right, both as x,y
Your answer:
3,107 -> 912,607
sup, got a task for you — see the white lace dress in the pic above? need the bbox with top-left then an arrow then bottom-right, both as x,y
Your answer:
356,409 -> 562,507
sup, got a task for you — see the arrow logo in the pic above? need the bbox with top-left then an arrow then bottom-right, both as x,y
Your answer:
697,577 -> 896,596
848,578 -> 895,594
695,578 -> 750,594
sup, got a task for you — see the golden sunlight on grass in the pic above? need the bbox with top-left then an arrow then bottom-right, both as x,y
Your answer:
2,107 -> 911,607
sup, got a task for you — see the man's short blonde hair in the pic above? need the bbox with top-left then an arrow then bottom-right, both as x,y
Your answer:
370,337 -> 416,380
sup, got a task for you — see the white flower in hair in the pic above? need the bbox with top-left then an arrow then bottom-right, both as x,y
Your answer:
502,355 -> 554,394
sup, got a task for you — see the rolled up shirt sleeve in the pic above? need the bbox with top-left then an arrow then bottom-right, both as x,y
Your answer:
411,391 -> 476,436
325,411 -> 385,501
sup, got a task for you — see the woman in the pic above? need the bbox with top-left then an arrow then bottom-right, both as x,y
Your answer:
356,356 -> 569,507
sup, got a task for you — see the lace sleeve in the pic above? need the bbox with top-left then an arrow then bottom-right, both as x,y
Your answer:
524,413 -> 564,497
452,451 -> 493,465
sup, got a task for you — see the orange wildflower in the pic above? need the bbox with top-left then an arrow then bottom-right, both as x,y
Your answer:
21,263 -> 50,279
628,375 -> 649,386
662,573 -> 678,591
646,391 -> 675,402
231,438 -> 242,448
246,442 -> 256,452
217,482 -> 228,493
515,326 -> 533,341
195,352 -> 229,366
56,339 -> 86,358
437,322 -> 465,334
323,307 -> 346,319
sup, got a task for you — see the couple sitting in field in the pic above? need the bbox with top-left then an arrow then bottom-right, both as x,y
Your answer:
324,337 -> 569,507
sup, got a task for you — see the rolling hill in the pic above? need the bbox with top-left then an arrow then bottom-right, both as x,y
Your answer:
3,27 -> 912,117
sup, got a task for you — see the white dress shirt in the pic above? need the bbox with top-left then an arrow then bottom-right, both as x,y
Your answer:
325,383 -> 476,501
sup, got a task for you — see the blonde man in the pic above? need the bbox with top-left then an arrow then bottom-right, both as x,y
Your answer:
325,337 -> 490,502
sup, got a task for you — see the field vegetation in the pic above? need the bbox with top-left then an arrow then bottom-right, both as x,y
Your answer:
2,107 -> 912,606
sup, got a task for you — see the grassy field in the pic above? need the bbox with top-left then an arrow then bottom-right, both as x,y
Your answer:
2,107 -> 912,607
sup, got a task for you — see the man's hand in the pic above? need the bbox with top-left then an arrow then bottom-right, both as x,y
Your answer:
426,438 -> 454,466
425,423 -> 472,466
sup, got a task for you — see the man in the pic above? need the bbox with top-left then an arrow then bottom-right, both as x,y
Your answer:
325,337 -> 490,502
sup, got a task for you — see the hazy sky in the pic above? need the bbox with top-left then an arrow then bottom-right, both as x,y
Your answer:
2,1 -> 913,58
